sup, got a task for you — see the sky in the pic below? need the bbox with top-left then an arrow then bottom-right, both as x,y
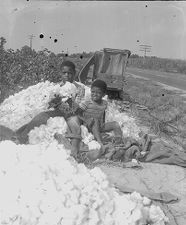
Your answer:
0,0 -> 186,59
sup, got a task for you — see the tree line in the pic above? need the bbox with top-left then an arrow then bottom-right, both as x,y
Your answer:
1,36 -> 186,102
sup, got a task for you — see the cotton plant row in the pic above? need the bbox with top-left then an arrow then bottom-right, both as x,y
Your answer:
0,140 -> 168,225
0,81 -> 78,130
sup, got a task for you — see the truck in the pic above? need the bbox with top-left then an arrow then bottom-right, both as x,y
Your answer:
78,48 -> 131,99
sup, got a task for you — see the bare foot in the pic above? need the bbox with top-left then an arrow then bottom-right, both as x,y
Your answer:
86,149 -> 102,161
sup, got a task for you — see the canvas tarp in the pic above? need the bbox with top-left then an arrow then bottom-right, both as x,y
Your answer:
98,162 -> 186,225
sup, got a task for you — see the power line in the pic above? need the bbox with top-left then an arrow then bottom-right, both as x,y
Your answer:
139,44 -> 152,57
28,34 -> 35,49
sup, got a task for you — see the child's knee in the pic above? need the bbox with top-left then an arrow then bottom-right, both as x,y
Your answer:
113,121 -> 121,130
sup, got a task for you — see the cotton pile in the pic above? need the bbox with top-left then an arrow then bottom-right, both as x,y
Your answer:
106,101 -> 140,139
0,82 -> 169,224
0,81 -> 140,149
29,118 -> 101,151
0,81 -> 78,130
0,140 -> 168,225
28,117 -> 68,145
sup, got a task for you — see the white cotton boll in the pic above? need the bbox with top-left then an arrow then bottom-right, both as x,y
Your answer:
28,117 -> 68,145
71,205 -> 88,225
81,125 -> 94,145
47,117 -> 67,133
114,195 -> 136,217
88,208 -> 100,225
0,141 -> 19,172
104,214 -> 115,225
130,192 -> 143,203
77,163 -> 89,174
143,196 -> 151,206
131,159 -> 138,164
130,208 -> 143,224
141,206 -> 150,223
87,140 -> 101,151
79,193 -> 91,206
105,102 -> 140,139
90,167 -> 108,183
149,205 -> 169,224
70,189 -> 81,205
81,125 -> 89,139
59,82 -> 77,99
103,95 -> 108,101
82,85 -> 91,100
0,177 -> 20,215
72,174 -> 89,189
81,129 -> 102,150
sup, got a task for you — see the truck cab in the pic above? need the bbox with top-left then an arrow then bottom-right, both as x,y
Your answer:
78,48 -> 131,99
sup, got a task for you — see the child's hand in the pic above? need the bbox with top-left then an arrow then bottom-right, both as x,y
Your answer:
48,95 -> 62,109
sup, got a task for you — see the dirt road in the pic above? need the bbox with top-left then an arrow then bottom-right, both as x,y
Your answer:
126,67 -> 186,92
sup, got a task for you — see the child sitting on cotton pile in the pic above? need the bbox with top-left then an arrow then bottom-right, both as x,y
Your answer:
16,61 -> 85,144
61,79 -> 124,161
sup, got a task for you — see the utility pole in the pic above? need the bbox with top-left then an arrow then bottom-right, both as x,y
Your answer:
28,34 -> 35,49
74,45 -> 78,53
139,45 -> 152,57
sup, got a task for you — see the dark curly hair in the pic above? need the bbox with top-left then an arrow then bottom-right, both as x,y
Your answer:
60,61 -> 76,73
91,79 -> 107,93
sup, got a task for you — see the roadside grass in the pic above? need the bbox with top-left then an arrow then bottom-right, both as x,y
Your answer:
121,76 -> 186,150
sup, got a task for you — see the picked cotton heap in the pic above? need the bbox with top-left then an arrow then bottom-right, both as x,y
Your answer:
28,117 -> 68,145
0,82 -> 168,224
106,101 -> 140,139
0,140 -> 168,225
0,81 -> 141,148
0,81 -> 78,130
29,118 -> 101,151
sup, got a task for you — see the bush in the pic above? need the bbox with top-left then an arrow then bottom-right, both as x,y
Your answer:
0,37 -> 87,102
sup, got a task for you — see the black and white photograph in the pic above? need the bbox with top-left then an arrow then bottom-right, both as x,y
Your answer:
0,0 -> 186,224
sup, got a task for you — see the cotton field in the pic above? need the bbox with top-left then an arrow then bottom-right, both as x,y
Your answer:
0,81 -> 169,225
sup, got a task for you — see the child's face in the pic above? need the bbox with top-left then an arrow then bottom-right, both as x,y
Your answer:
91,86 -> 105,102
60,66 -> 75,83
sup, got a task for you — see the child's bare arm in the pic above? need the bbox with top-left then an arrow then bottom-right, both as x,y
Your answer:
74,107 -> 84,116
91,119 -> 103,145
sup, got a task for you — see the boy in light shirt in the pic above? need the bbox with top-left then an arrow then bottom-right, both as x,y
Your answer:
16,61 -> 85,144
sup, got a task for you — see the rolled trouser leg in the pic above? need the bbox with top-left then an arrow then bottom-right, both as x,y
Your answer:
66,116 -> 81,158
0,125 -> 20,144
